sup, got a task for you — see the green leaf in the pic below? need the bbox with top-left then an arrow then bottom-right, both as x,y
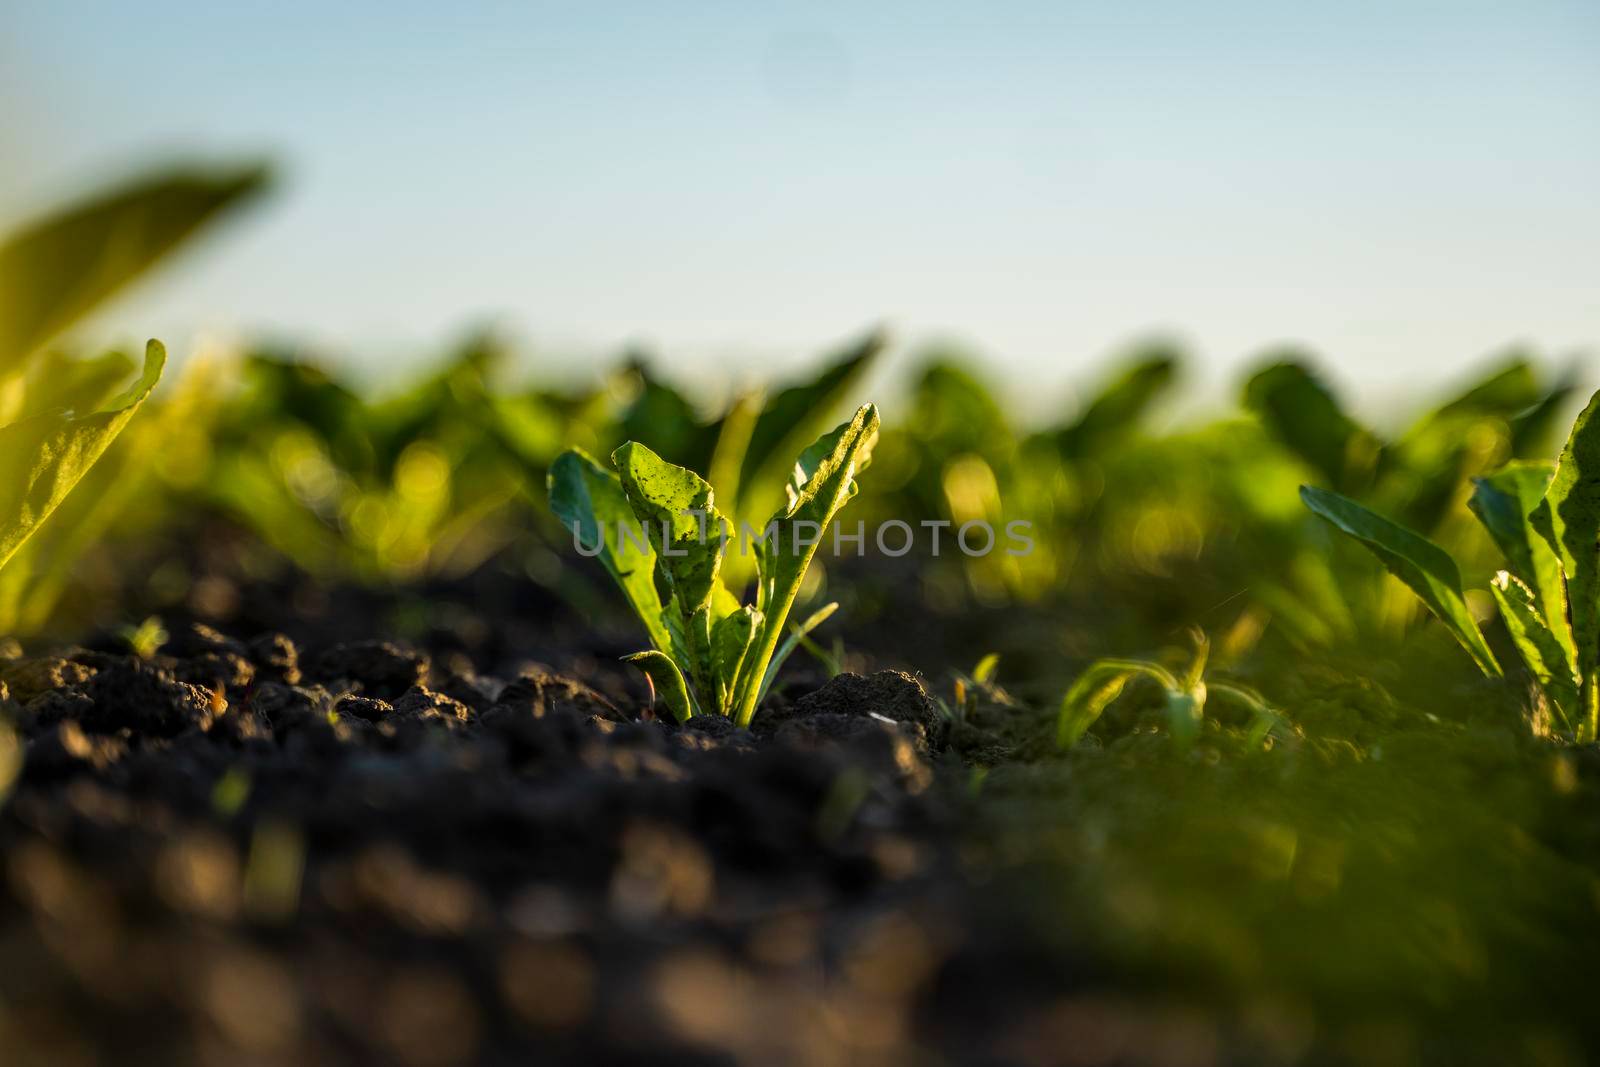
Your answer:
623,651 -> 695,722
784,411 -> 879,510
738,330 -> 883,501
707,388 -> 763,520
1531,388 -> 1600,736
230,355 -> 373,474
778,404 -> 880,535
709,580 -> 742,623
1057,660 -> 1178,748
1468,462 -> 1570,654
710,605 -> 762,712
611,441 -> 727,615
1412,357 -> 1542,427
0,352 -> 222,634
0,339 -> 166,572
547,448 -> 672,654
1509,367 -> 1578,456
1531,390 -> 1600,639
1244,361 -> 1382,493
617,357 -> 713,468
1375,360 -> 1551,534
5,349 -> 138,425
0,165 -> 269,370
1208,682 -> 1290,751
908,359 -> 1010,461
1056,348 -> 1179,458
683,603 -> 718,706
735,404 -> 880,725
1300,485 -> 1501,677
208,449 -> 349,577
1489,572 -> 1578,731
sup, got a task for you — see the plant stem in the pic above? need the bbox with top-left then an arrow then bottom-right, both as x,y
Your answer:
733,618 -> 781,727
1581,675 -> 1599,744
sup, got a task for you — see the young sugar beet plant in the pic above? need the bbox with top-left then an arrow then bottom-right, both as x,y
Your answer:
1057,630 -> 1288,751
548,403 -> 879,726
1300,388 -> 1600,742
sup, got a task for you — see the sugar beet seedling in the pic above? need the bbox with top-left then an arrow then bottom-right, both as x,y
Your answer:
1056,630 -> 1286,750
1301,388 -> 1600,741
548,404 -> 879,726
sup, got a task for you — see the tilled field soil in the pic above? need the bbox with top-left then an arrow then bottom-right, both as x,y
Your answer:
0,624 -> 1089,1067
6,616 -> 1600,1067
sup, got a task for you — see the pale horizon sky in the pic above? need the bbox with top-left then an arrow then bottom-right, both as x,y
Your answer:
2,0 -> 1597,415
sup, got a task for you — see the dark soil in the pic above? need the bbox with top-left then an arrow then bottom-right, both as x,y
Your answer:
0,623 -> 1022,1066
4,566 -> 1600,1066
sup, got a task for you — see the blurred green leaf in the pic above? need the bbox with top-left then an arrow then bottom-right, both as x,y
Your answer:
1245,361 -> 1381,494
618,356 -> 713,468
908,357 -> 1010,459
737,329 -> 883,501
1378,358 -> 1552,533
0,350 -> 222,634
6,349 -> 137,424
0,165 -> 268,369
0,340 -> 166,571
1413,358 -> 1542,426
1509,366 -> 1579,456
1057,659 -> 1176,748
230,354 -> 373,473
1300,484 -> 1500,677
1057,347 -> 1179,458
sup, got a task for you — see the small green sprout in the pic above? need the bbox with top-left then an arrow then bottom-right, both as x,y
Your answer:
1057,632 -> 1285,750
952,652 -> 1004,721
118,616 -> 170,660
549,404 -> 879,726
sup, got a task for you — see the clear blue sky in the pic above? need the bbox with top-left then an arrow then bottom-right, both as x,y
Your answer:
2,0 -> 1597,410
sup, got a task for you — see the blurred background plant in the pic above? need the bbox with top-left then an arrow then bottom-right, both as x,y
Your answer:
0,162 -> 1587,745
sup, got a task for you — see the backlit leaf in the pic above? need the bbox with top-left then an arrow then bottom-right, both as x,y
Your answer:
735,404 -> 879,724
1469,462 -> 1569,655
548,448 -> 672,653
1245,361 -> 1381,493
1490,571 -> 1578,731
1300,485 -> 1500,677
0,340 -> 166,571
623,650 -> 695,722
0,165 -> 268,370
612,441 -> 727,615
1530,389 -> 1600,735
